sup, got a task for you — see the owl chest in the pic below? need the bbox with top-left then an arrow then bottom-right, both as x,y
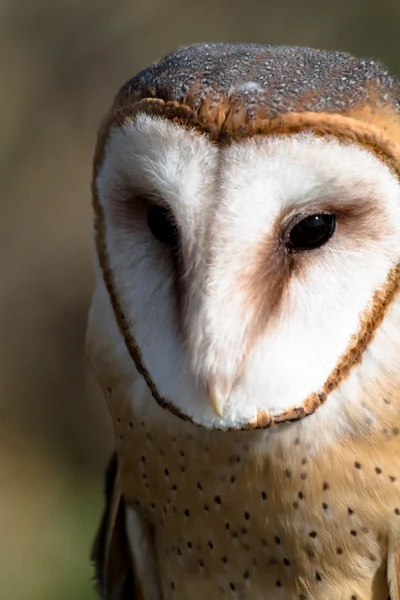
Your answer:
114,406 -> 400,600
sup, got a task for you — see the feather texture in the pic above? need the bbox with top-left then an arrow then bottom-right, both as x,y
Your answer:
91,453 -> 136,599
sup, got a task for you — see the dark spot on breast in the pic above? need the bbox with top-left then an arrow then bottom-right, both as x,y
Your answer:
309,531 -> 317,539
228,454 -> 241,465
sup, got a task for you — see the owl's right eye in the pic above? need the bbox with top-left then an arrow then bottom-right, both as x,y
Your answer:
147,205 -> 179,247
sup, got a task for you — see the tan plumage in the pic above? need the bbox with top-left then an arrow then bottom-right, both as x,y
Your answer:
88,43 -> 400,599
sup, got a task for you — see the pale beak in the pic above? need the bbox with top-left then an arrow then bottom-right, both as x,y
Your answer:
207,376 -> 233,417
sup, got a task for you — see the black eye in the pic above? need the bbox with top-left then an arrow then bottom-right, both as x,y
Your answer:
147,205 -> 179,247
287,214 -> 336,251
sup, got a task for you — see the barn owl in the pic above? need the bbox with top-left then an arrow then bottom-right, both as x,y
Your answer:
87,43 -> 400,599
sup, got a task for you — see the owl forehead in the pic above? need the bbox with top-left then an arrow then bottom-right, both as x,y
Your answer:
99,113 -> 398,236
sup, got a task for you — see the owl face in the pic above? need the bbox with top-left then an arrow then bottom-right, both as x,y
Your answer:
95,112 -> 400,430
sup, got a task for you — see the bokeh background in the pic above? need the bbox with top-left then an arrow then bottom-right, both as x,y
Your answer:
1,1 -> 400,598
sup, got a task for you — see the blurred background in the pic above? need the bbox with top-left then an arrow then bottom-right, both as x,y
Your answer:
1,0 -> 400,598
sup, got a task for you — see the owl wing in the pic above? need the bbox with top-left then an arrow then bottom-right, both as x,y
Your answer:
388,530 -> 400,600
91,452 -> 138,599
92,453 -> 162,600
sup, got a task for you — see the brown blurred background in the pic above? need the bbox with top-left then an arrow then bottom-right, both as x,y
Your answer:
1,0 -> 400,597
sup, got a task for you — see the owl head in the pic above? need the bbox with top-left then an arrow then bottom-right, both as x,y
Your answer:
91,43 -> 400,431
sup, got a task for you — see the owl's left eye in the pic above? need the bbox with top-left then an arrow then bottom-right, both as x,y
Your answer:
147,205 -> 179,247
287,213 -> 336,252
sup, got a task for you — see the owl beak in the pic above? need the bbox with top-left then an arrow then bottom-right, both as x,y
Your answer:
207,376 -> 232,417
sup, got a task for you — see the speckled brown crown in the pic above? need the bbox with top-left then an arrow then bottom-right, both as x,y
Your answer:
93,43 -> 400,430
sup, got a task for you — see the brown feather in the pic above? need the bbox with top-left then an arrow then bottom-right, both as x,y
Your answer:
91,452 -> 136,599
388,531 -> 400,600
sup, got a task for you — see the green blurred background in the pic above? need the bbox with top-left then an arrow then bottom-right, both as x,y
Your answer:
1,0 -> 400,598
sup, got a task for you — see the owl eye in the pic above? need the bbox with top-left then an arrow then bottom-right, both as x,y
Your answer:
287,214 -> 336,251
147,205 -> 179,247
